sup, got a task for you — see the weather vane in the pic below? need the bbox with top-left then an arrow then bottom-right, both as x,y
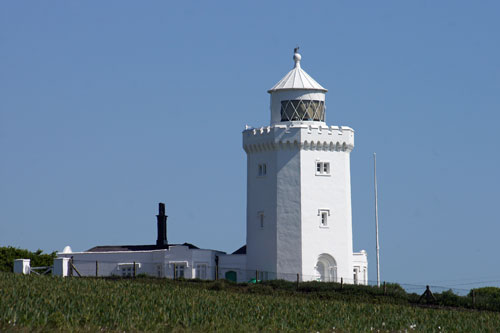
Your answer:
294,46 -> 300,53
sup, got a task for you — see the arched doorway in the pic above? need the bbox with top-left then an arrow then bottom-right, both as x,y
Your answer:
315,254 -> 337,282
225,270 -> 237,282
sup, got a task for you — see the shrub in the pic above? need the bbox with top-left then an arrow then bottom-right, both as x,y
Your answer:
470,287 -> 500,299
437,289 -> 469,308
470,287 -> 500,311
0,246 -> 56,272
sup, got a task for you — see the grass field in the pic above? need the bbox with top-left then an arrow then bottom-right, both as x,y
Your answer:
1,272 -> 499,332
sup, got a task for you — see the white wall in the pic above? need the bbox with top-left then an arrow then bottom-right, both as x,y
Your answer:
275,128 -> 303,280
58,250 -> 166,277
245,139 -> 278,275
219,254 -> 247,282
299,126 -> 355,282
53,257 -> 70,277
352,251 -> 368,285
244,125 -> 304,279
244,123 -> 360,283
189,248 -> 221,280
57,246 -> 225,279
13,259 -> 30,275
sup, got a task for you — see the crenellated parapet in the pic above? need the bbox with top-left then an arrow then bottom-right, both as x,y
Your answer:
242,123 -> 354,154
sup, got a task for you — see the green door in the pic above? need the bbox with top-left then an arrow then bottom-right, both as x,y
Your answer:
225,271 -> 237,282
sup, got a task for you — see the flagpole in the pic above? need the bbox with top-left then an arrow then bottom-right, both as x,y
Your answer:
374,153 -> 380,287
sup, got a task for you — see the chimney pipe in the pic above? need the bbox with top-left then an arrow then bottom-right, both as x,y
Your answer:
156,202 -> 168,247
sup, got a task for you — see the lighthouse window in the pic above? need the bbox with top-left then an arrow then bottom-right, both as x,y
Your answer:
258,163 -> 267,176
281,100 -> 325,122
316,162 -> 330,175
318,210 -> 330,228
258,212 -> 264,229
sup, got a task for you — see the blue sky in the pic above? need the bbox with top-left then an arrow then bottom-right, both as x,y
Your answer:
1,1 -> 499,287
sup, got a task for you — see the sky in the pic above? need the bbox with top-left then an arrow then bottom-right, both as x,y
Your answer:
1,1 -> 499,289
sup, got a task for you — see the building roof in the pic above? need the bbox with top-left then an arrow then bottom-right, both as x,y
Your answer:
268,51 -> 327,93
232,245 -> 246,255
86,242 -> 199,252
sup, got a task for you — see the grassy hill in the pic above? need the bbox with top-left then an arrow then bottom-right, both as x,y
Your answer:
1,272 -> 500,332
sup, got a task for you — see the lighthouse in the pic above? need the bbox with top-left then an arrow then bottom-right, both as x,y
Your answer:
243,49 -> 367,283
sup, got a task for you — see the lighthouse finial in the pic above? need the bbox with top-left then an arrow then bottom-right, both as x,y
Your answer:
293,46 -> 301,68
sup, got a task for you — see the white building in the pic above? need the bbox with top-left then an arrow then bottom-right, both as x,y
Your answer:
54,203 -> 248,282
244,49 -> 367,283
46,49 -> 367,284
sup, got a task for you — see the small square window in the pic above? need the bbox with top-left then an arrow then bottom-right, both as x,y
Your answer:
318,209 -> 330,228
316,162 -> 330,176
258,163 -> 267,177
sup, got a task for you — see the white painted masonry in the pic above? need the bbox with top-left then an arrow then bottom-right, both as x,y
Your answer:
219,254 -> 247,283
13,259 -> 30,275
57,246 -> 225,280
53,257 -> 70,277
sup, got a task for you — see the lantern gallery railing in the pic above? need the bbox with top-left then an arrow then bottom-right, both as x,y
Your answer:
280,99 -> 325,122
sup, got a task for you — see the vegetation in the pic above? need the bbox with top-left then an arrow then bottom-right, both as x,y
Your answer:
469,287 -> 500,311
0,246 -> 56,272
2,272 -> 500,332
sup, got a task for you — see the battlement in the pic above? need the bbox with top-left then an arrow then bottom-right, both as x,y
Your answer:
243,123 -> 354,154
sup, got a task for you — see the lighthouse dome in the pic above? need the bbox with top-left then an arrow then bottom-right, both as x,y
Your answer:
268,50 -> 327,93
269,49 -> 328,125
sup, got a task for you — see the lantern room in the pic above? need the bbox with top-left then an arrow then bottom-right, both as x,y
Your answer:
268,48 -> 328,125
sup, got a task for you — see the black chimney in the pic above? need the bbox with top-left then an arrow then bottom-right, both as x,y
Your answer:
156,202 -> 168,247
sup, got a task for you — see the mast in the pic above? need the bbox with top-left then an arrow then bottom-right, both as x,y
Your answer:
374,153 -> 380,287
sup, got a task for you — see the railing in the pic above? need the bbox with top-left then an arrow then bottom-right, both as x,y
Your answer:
64,258 -> 482,296
29,266 -> 52,275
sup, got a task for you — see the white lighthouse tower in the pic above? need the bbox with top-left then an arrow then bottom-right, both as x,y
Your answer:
243,49 -> 367,284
